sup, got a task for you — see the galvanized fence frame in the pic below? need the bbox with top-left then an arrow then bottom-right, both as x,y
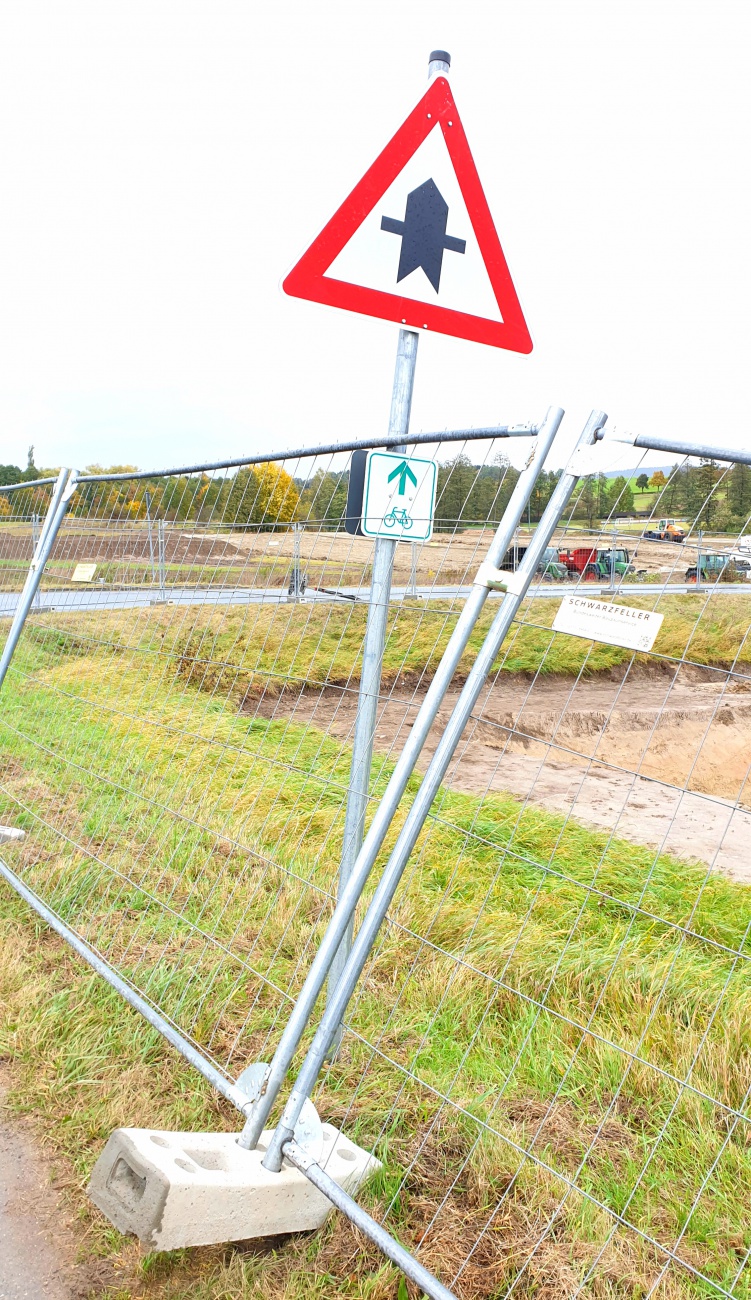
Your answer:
0,413 -> 749,1298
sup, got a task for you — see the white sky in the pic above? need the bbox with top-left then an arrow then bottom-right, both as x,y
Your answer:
0,0 -> 748,472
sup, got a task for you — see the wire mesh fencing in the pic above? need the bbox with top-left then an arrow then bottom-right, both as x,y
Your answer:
0,432 -> 534,1082
0,426 -> 750,1298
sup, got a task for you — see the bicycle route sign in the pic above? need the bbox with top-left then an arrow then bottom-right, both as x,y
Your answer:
361,451 -> 437,541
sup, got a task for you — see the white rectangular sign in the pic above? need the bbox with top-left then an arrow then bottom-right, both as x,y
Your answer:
361,451 -> 437,542
71,563 -> 97,582
552,596 -> 664,653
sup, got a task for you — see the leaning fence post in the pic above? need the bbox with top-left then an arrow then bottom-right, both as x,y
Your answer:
31,514 -> 42,609
259,410 -> 607,1175
0,468 -> 78,693
236,404 -> 565,1154
325,326 -> 418,1055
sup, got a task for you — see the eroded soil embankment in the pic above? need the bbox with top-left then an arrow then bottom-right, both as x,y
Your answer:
244,665 -> 751,884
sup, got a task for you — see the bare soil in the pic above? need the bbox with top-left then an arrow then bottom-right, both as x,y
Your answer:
0,520 -> 734,591
0,1070 -> 82,1299
248,664 -> 751,883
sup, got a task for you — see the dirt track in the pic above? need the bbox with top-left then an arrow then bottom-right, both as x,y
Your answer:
249,666 -> 751,884
0,1073 -> 74,1299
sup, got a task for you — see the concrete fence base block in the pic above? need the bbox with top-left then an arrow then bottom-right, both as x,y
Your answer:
0,827 -> 25,843
88,1123 -> 380,1250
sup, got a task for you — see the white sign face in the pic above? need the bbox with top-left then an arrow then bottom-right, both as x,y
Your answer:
71,563 -> 97,582
328,126 -> 501,322
552,596 -> 664,653
361,451 -> 437,542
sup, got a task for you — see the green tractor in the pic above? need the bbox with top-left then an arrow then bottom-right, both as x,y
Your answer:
559,546 -> 635,580
685,553 -> 751,583
537,546 -> 568,581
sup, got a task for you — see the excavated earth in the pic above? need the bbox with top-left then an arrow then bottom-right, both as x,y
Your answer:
246,664 -> 751,884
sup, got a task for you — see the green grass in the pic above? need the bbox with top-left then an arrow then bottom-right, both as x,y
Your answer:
32,592 -> 751,705
0,618 -> 749,1299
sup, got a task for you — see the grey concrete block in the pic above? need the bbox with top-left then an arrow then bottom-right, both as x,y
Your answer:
88,1123 -> 380,1250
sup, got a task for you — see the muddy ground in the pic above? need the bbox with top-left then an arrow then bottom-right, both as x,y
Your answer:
247,665 -> 751,884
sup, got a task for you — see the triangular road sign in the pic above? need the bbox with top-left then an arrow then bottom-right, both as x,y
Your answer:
283,77 -> 532,353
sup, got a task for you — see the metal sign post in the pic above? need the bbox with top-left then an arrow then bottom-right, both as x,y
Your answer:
260,411 -> 607,1180
237,406 -> 565,1155
325,326 -> 418,1052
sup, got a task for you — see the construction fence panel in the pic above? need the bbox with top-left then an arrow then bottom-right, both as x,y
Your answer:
0,431 -> 531,1092
0,432 -> 750,1298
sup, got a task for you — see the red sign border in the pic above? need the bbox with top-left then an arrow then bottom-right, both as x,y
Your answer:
283,77 -> 533,354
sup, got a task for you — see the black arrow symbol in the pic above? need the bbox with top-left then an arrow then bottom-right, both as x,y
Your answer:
381,179 -> 466,294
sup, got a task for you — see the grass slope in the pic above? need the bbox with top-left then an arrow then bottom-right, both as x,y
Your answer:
0,615 -> 748,1298
22,592 -> 751,708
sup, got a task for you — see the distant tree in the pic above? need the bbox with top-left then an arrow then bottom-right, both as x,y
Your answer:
570,476 -> 598,528
636,473 -> 650,491
684,460 -> 721,528
649,470 -> 667,489
252,463 -> 299,527
605,475 -> 634,517
654,465 -> 685,515
0,464 -> 23,486
435,455 -> 478,527
223,468 -> 261,526
709,500 -> 732,534
298,469 -> 348,526
727,462 -> 751,524
595,473 -> 609,518
223,464 -> 299,529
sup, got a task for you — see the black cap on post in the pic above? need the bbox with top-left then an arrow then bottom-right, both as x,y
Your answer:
429,50 -> 451,67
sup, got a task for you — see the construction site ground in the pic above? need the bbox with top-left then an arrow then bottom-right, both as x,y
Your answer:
0,523 -> 742,591
249,662 -> 751,884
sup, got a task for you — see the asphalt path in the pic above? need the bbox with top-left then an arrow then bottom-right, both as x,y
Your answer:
0,580 -> 748,618
0,1099 -> 72,1299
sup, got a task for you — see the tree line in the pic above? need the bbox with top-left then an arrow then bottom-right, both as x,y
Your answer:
1,451 -> 748,534
646,460 -> 751,531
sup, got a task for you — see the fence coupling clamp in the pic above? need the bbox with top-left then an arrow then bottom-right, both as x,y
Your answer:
473,561 -> 508,592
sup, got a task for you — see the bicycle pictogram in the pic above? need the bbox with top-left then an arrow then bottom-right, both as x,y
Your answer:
383,506 -> 413,530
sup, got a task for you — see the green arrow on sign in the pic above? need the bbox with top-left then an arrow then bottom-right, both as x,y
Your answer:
387,459 -> 418,495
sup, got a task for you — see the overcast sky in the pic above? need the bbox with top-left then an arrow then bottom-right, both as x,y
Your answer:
0,0 -> 748,472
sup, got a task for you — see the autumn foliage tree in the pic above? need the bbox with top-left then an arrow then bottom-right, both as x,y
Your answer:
222,463 -> 299,529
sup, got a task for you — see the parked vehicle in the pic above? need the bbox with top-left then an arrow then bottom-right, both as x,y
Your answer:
642,518 -> 687,542
498,544 -> 567,579
685,553 -> 751,582
499,543 -> 528,572
558,546 -> 635,581
537,546 -> 568,581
